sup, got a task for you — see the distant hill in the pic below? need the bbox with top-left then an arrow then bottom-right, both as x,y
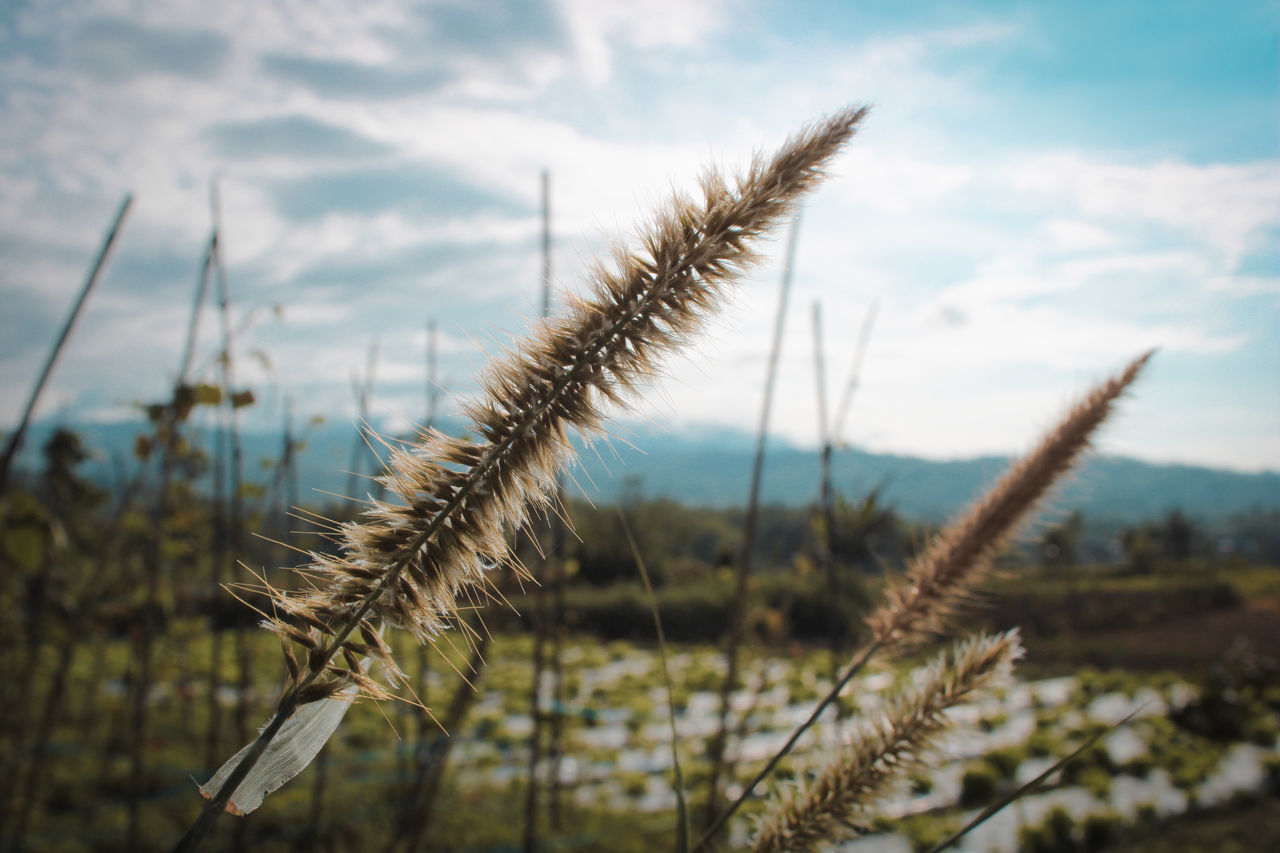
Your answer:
10,418 -> 1279,523
586,441 -> 1280,522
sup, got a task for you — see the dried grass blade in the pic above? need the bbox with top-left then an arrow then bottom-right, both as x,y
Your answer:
925,708 -> 1144,853
198,684 -> 358,816
751,631 -> 1022,853
619,509 -> 690,853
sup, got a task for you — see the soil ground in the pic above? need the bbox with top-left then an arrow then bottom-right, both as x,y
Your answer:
1022,597 -> 1280,672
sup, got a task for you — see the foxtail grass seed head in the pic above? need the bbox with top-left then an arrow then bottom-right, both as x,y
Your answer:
751,631 -> 1023,853
196,106 -> 867,821
258,106 -> 870,705
866,351 -> 1153,652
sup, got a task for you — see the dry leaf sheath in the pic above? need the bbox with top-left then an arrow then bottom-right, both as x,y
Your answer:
751,631 -> 1023,853
866,350 -> 1153,650
180,105 -> 869,839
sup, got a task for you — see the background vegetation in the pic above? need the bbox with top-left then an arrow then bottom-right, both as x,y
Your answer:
2,418 -> 1278,850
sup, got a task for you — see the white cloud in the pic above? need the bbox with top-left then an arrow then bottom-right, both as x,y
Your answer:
1206,274 -> 1280,299
1004,153 -> 1280,267
1042,218 -> 1117,251
1,0 -> 1275,475
558,0 -> 732,86
835,147 -> 973,214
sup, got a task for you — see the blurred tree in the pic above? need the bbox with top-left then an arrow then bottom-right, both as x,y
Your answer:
1039,511 -> 1083,568
1120,525 -> 1159,574
1162,508 -> 1197,561
40,427 -> 105,521
830,487 -> 900,572
568,495 -> 741,587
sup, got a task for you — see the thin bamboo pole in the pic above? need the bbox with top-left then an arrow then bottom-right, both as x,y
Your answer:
810,301 -> 842,688
812,299 -> 876,693
0,194 -> 132,496
127,201 -> 210,846
392,633 -> 491,853
523,168 -> 556,853
207,184 -> 255,852
344,339 -> 381,506
703,211 -> 802,834
306,340 -> 379,852
831,302 -> 877,445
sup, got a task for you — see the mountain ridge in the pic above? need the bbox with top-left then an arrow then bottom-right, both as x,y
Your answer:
10,418 -> 1278,522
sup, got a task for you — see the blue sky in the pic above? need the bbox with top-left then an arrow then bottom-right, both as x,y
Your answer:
1,0 -> 1276,473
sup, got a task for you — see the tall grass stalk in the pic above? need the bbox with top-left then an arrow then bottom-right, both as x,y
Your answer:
343,338 -> 381,507
751,631 -> 1023,853
695,349 -> 1153,848
524,168 -> 555,853
393,321 -> 441,798
176,105 -> 870,851
386,629 -> 491,853
0,193 -> 132,497
3,622 -> 77,852
923,709 -> 1140,853
809,300 -> 839,686
302,338 -> 381,852
211,177 -> 253,768
705,210 -> 803,833
192,234 -> 221,770
867,350 -> 1153,649
812,299 -> 877,690
543,169 -> 570,835
127,191 -> 215,846
830,301 -> 877,447
618,509 -> 691,853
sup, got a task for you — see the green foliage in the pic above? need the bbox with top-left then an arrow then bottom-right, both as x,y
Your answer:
1119,509 -> 1206,572
1122,751 -> 1154,779
527,568 -> 873,644
1027,728 -> 1065,758
567,496 -> 739,586
1079,669 -> 1142,699
1073,765 -> 1114,799
1060,742 -> 1115,786
979,711 -> 1009,732
1263,754 -> 1280,794
785,672 -> 821,706
959,762 -> 1001,807
892,812 -> 959,853
1,490 -> 51,572
1082,811 -> 1122,850
988,576 -> 1241,646
829,487 -> 903,570
6,418 -> 1280,851
1138,715 -> 1226,790
1040,511 -> 1083,567
1120,795 -> 1280,852
1173,642 -> 1280,742
619,770 -> 651,798
908,771 -> 933,795
1019,806 -> 1077,853
983,745 -> 1026,781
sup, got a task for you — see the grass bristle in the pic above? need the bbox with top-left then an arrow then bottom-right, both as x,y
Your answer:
258,106 -> 871,705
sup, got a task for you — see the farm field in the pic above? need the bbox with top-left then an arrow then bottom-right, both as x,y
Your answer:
4,559 -> 1279,852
